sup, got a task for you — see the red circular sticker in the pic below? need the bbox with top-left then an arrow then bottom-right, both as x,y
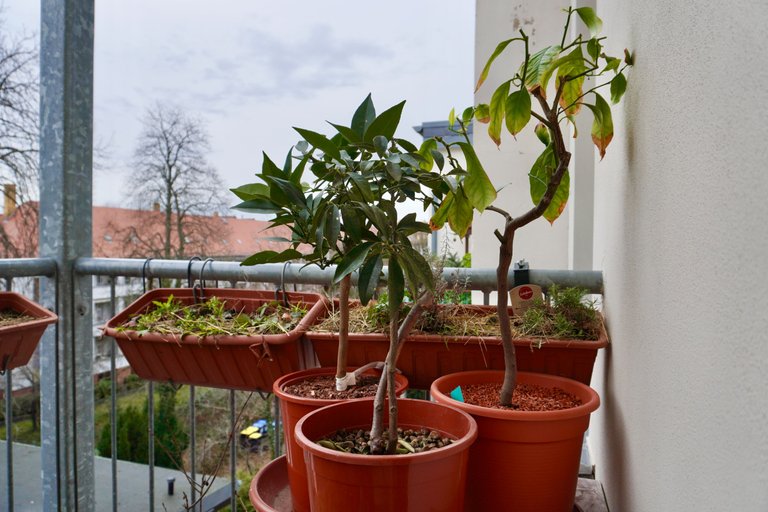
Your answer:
518,286 -> 533,300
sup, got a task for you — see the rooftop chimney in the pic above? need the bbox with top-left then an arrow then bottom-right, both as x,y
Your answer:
152,202 -> 160,212
4,184 -> 17,217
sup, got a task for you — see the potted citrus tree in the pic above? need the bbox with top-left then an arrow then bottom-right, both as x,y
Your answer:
428,7 -> 632,511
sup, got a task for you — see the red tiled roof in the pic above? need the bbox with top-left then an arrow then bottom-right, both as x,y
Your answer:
0,202 -> 298,260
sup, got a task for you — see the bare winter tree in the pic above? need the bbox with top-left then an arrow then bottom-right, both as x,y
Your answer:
120,104 -> 229,259
0,16 -> 39,258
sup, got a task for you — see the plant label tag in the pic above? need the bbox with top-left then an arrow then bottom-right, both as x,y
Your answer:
450,386 -> 465,402
510,284 -> 543,316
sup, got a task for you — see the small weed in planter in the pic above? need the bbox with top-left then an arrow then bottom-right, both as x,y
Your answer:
517,285 -> 601,341
120,295 -> 308,337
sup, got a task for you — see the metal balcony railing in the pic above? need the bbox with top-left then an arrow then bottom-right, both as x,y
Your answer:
0,256 -> 602,511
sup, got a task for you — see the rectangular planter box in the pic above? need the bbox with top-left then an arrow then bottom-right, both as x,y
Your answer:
0,292 -> 58,373
306,302 -> 608,389
104,288 -> 325,392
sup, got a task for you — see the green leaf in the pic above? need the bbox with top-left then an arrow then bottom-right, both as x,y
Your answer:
394,138 -> 418,153
610,72 -> 627,104
230,183 -> 270,201
241,249 -> 302,266
387,256 -> 405,307
329,122 -> 361,144
373,135 -> 388,156
528,145 -> 569,223
385,161 -> 402,181
431,149 -> 444,170
476,38 -> 519,91
459,142 -> 496,211
264,176 -> 306,207
504,89 -> 532,138
399,246 -> 435,292
356,202 -> 389,237
341,205 -> 365,241
429,192 -> 453,232
396,213 -> 428,236
488,80 -> 510,147
325,205 -> 341,248
461,107 -> 474,124
447,189 -> 473,238
448,108 -> 456,129
587,38 -> 601,63
364,101 -> 405,142
624,48 -> 634,66
351,94 -> 376,137
534,123 -> 551,146
574,7 -> 603,38
358,253 -> 383,306
585,92 -> 614,159
348,173 -> 374,202
418,139 -> 437,170
523,45 -> 562,93
294,127 -> 341,160
556,47 -> 588,116
333,242 -> 375,283
602,56 -> 620,74
475,103 -> 490,124
231,198 -> 281,215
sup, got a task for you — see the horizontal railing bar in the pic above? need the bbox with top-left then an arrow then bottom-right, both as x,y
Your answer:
74,258 -> 603,294
0,258 -> 57,278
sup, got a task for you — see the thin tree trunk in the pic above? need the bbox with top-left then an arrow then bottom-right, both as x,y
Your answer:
335,274 -> 351,386
496,224 -> 517,406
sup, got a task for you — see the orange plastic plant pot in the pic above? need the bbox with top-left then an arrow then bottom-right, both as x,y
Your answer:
103,288 -> 325,391
431,371 -> 600,512
0,292 -> 57,373
295,398 -> 477,512
249,455 -> 291,512
273,367 -> 408,512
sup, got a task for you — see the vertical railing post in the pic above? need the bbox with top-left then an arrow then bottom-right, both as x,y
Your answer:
39,1 -> 95,510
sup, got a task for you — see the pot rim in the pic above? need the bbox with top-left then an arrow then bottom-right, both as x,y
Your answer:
295,397 -> 478,466
431,370 -> 600,421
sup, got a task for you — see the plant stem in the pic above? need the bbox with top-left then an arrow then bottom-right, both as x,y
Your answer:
335,274 -> 351,384
560,7 -> 573,48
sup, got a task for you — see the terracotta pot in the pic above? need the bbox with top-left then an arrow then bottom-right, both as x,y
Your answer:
308,301 -> 608,388
295,398 -> 477,512
0,292 -> 57,373
430,371 -> 600,512
103,288 -> 325,391
249,455 -> 291,512
274,367 -> 408,512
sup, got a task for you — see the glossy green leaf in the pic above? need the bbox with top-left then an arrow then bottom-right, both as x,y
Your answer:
241,249 -> 302,266
461,107 -> 474,124
459,142 -> 496,212
364,101 -> 405,142
504,89 -> 532,138
528,144 -> 569,223
399,245 -> 435,292
329,122 -> 361,144
341,205 -> 365,240
231,198 -> 281,214
574,7 -> 603,38
431,149 -> 445,170
348,173 -> 374,202
358,253 -> 383,306
351,94 -> 376,137
523,45 -> 562,92
476,37 -> 519,91
325,205 -> 341,248
394,138 -> 418,153
610,72 -> 627,104
387,256 -> 405,307
264,176 -> 306,207
448,108 -> 456,129
603,57 -> 620,74
294,127 -> 341,160
386,161 -> 402,181
373,135 -> 388,156
585,92 -> 614,159
556,48 -> 588,116
418,139 -> 437,170
624,48 -> 634,66
488,80 -> 510,146
534,123 -> 551,146
230,183 -> 270,201
333,241 -> 375,283
475,103 -> 490,124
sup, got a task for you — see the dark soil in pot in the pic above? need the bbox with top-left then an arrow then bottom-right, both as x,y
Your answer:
281,374 -> 381,400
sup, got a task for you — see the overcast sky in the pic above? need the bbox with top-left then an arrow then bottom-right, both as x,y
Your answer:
3,1 -> 475,211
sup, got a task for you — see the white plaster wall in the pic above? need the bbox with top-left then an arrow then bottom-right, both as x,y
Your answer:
589,2 -> 768,511
473,0 -> 571,304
